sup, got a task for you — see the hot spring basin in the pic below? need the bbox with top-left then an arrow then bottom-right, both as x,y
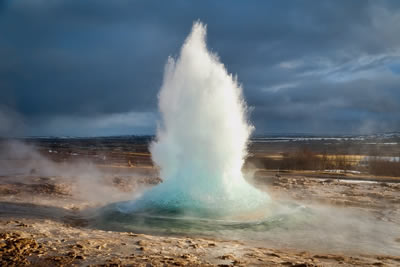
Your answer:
95,200 -> 306,235
92,201 -> 400,256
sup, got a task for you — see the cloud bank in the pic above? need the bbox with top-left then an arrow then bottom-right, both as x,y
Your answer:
0,1 -> 399,135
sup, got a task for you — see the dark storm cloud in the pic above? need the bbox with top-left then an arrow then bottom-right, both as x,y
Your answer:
249,73 -> 400,134
0,0 -> 399,136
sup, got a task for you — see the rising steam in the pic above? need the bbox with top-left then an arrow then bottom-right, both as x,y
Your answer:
120,21 -> 269,216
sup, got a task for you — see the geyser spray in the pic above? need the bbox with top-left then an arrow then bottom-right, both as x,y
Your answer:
121,21 -> 269,217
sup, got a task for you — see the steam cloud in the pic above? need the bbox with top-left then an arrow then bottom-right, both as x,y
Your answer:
0,141 -> 140,206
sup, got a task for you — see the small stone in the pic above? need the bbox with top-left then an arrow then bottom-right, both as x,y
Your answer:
137,240 -> 147,246
66,251 -> 76,257
219,254 -> 236,260
266,252 -> 281,258
139,246 -> 147,251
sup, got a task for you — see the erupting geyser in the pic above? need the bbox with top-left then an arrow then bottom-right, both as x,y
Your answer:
120,21 -> 269,217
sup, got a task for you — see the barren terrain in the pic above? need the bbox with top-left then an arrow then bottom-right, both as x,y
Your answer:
0,137 -> 399,266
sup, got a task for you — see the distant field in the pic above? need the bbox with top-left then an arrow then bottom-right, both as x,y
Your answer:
1,133 -> 399,177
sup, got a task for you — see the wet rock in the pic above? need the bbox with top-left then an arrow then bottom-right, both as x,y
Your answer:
75,243 -> 84,249
75,255 -> 86,260
127,232 -> 139,237
137,240 -> 148,246
219,254 -> 236,260
30,182 -> 71,196
265,252 -> 281,257
66,251 -> 76,257
189,243 -> 201,249
0,232 -> 40,266
15,222 -> 28,227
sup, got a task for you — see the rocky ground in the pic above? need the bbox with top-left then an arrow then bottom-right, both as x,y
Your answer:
1,170 -> 400,266
1,217 -> 400,267
255,171 -> 400,209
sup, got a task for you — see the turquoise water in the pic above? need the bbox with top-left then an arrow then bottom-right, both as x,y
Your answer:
95,200 -> 309,237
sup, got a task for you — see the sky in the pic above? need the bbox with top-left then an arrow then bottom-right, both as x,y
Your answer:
1,0 -> 400,137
